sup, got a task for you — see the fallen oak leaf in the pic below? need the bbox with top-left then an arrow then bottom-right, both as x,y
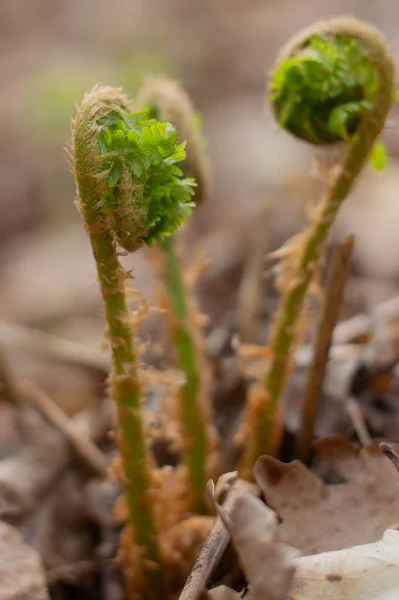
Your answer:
288,528 -> 399,600
254,436 -> 399,554
225,492 -> 300,600
208,500 -> 399,600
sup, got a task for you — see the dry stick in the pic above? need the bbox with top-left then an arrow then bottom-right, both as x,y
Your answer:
21,381 -> 107,478
179,512 -> 230,600
297,236 -> 354,463
347,396 -> 372,447
179,481 -> 252,600
0,346 -> 107,477
0,322 -> 108,373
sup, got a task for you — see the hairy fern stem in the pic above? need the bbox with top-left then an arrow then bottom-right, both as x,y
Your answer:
71,84 -> 196,599
138,77 -> 218,512
241,18 -> 395,470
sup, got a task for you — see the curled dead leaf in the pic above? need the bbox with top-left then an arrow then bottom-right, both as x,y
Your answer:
226,493 -> 300,600
207,471 -> 238,505
207,472 -> 238,528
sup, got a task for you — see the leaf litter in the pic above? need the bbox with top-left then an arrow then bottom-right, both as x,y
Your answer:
288,528 -> 399,600
254,436 -> 399,554
201,437 -> 399,600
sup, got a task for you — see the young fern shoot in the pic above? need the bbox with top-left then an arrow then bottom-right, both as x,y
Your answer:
240,17 -> 396,472
138,78 -> 219,513
71,85 -> 196,599
137,77 -> 209,204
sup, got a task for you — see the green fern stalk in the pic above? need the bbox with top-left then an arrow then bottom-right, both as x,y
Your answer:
242,17 -> 395,468
160,236 -> 210,513
138,78 -> 215,513
71,84 -> 196,598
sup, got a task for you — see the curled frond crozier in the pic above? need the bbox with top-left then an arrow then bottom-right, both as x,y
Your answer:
71,84 -> 201,599
137,77 -> 210,205
241,18 -> 396,474
269,18 -> 395,145
73,84 -> 196,251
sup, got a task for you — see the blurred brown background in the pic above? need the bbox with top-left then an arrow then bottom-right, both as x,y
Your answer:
1,0 -> 399,350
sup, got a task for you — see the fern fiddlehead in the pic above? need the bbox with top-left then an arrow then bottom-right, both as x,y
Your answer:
241,17 -> 395,471
138,77 -> 210,204
138,78 -> 218,513
71,84 -> 196,599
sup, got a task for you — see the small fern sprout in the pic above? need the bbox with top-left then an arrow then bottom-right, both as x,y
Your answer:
240,17 -> 396,472
138,77 -> 219,514
71,84 -> 196,599
137,76 -> 210,205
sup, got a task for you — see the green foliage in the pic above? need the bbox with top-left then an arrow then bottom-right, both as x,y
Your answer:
136,77 -> 210,206
271,34 -> 378,144
97,107 -> 196,248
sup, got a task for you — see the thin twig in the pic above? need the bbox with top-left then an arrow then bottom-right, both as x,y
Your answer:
347,396 -> 372,447
0,346 -> 107,477
380,442 -> 399,474
297,236 -> 354,462
21,381 -> 108,478
179,480 -> 253,600
0,322 -> 108,372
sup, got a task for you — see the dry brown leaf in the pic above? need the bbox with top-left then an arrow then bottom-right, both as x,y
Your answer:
207,471 -> 238,505
207,471 -> 238,528
254,436 -> 399,555
226,493 -> 300,600
289,528 -> 399,600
